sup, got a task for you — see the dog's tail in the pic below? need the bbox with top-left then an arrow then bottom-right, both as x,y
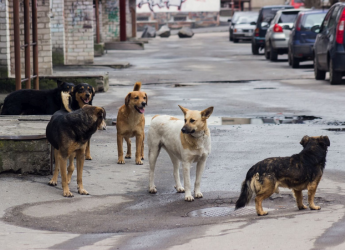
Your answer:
133,82 -> 142,91
61,92 -> 72,112
235,178 -> 254,210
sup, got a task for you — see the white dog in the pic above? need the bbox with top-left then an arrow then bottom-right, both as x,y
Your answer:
147,105 -> 214,201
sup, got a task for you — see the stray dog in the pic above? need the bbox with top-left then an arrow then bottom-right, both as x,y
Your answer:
71,83 -> 96,160
46,92 -> 106,197
148,105 -> 214,201
116,82 -> 147,165
235,136 -> 330,216
0,80 -> 75,115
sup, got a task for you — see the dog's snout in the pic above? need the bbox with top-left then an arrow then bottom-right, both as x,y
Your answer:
142,102 -> 146,107
181,127 -> 186,133
86,93 -> 90,98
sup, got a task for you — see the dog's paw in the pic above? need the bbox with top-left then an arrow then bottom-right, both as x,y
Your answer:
195,192 -> 203,198
185,195 -> 194,202
85,155 -> 92,160
63,190 -> 74,197
48,180 -> 57,186
78,189 -> 89,195
298,205 -> 308,210
310,205 -> 321,210
175,186 -> 185,193
125,155 -> 131,159
257,211 -> 268,216
149,187 -> 157,194
117,159 -> 125,164
141,157 -> 144,160
136,160 -> 143,165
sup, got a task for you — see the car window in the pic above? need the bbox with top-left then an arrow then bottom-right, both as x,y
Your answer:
301,13 -> 326,31
261,9 -> 279,23
321,8 -> 333,31
236,15 -> 258,24
327,5 -> 340,28
278,12 -> 299,24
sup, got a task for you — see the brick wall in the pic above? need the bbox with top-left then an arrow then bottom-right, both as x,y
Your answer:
0,0 -> 10,78
7,0 -> 53,76
251,0 -> 285,8
51,0 -> 65,65
64,0 -> 94,65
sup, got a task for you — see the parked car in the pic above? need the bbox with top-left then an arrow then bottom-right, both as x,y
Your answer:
314,2 -> 345,85
265,8 -> 305,61
229,11 -> 256,41
251,5 -> 294,55
232,13 -> 259,43
288,10 -> 327,68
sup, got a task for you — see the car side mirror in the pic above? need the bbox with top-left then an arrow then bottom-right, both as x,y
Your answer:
311,25 -> 321,33
250,21 -> 257,25
261,22 -> 269,28
228,18 -> 232,22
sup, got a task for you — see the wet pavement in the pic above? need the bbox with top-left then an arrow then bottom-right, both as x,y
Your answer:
2,32 -> 345,249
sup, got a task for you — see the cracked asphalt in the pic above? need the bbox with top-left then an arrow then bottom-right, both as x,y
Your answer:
2,31 -> 345,249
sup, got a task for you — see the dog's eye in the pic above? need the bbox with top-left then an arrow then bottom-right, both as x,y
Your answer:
135,96 -> 139,99
190,119 -> 195,123
184,119 -> 187,123
144,97 -> 146,99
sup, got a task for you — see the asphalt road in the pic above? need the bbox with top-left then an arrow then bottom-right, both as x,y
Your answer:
2,32 -> 345,249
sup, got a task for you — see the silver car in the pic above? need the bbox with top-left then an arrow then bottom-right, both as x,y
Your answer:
265,8 -> 306,61
232,13 -> 259,43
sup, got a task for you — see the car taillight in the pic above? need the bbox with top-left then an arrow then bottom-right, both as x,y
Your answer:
295,13 -> 304,31
336,9 -> 345,44
273,24 -> 283,33
255,28 -> 259,37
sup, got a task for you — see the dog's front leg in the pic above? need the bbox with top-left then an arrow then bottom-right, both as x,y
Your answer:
117,134 -> 125,164
76,148 -> 89,195
182,162 -> 194,201
85,140 -> 92,160
67,153 -> 75,184
195,156 -> 207,199
58,153 -> 73,197
135,134 -> 144,165
307,177 -> 322,210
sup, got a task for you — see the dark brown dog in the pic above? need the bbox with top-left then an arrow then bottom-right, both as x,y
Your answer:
235,136 -> 330,216
46,93 -> 106,197
116,82 -> 147,165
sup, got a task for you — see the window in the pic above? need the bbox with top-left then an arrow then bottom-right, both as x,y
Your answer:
278,12 -> 299,24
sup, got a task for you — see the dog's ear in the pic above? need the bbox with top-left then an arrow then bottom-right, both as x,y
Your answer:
300,136 -> 310,147
92,87 -> 96,96
321,136 -> 330,147
97,107 -> 106,119
125,93 -> 131,106
145,93 -> 148,105
178,105 -> 189,115
201,106 -> 214,120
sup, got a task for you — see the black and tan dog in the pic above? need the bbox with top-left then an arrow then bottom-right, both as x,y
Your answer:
46,92 -> 106,197
235,136 -> 330,216
71,83 -> 96,160
116,82 -> 147,165
0,80 -> 74,115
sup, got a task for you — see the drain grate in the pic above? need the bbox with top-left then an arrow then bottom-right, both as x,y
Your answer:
187,206 -> 274,217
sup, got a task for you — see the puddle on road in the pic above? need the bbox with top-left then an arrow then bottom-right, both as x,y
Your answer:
142,115 -> 321,126
187,206 -> 274,217
325,128 -> 345,132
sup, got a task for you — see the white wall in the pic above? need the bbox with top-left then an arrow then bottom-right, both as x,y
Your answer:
137,0 -> 220,13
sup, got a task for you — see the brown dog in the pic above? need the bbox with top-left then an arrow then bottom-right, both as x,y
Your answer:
116,82 -> 147,165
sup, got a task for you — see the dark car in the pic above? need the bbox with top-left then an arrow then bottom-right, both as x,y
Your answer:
252,5 -> 294,55
288,10 -> 327,68
314,2 -> 345,85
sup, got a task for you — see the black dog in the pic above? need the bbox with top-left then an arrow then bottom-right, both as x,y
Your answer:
0,81 -> 75,115
235,136 -> 330,216
71,83 -> 95,110
46,92 -> 106,197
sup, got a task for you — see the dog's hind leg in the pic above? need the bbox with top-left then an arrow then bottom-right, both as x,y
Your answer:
117,134 -> 125,164
76,148 -> 89,195
307,176 -> 322,210
148,145 -> 161,194
67,153 -> 75,184
194,156 -> 207,199
58,153 -> 73,197
254,174 -> 275,216
48,149 -> 60,186
85,140 -> 92,160
293,189 -> 307,210
125,137 -> 132,159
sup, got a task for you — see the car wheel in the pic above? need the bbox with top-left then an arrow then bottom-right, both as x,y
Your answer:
265,43 -> 270,60
270,45 -> 278,62
314,56 -> 326,80
291,56 -> 300,68
329,60 -> 342,85
233,38 -> 239,43
252,43 -> 259,55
